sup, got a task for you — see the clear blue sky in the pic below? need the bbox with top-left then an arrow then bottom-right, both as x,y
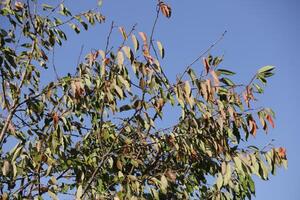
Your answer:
50,0 -> 299,199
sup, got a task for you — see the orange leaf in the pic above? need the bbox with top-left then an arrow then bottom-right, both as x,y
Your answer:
266,114 -> 275,128
277,147 -> 286,159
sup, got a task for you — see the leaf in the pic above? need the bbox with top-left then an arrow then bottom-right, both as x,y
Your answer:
122,46 -> 133,62
183,81 -> 191,96
220,77 -> 235,86
139,32 -> 147,44
117,51 -> 124,66
258,65 -> 275,74
202,57 -> 210,75
70,23 -> 80,34
76,185 -> 83,200
159,2 -> 172,18
48,190 -> 59,200
156,41 -> 165,58
119,26 -> 127,40
266,114 -> 275,128
216,69 -> 236,76
42,4 -> 53,10
2,160 -> 10,176
210,70 -> 220,86
216,173 -> 223,190
248,118 -> 258,137
160,175 -> 168,193
97,0 -> 103,7
277,147 -> 286,159
254,83 -> 264,93
114,84 -> 124,99
233,156 -> 242,172
131,34 -> 139,52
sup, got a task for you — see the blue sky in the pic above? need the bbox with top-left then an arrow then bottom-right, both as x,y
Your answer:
48,0 -> 300,199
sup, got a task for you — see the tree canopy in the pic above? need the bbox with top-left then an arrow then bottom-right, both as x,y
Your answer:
0,1 -> 287,199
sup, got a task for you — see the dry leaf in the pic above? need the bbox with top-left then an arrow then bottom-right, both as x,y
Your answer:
210,70 -> 220,87
119,26 -> 127,40
266,114 -> 275,128
52,112 -> 59,127
277,147 -> 286,159
139,32 -> 147,44
248,118 -> 258,137
159,2 -> 172,18
15,1 -> 24,11
202,57 -> 210,75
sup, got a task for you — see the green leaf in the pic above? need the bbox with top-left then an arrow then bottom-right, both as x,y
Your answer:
80,21 -> 88,30
257,65 -> 275,74
220,77 -> 235,86
216,69 -> 236,76
70,23 -> 80,34
97,0 -> 103,7
42,4 -> 54,10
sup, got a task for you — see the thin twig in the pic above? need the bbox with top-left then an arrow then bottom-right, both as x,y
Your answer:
105,21 -> 115,55
52,45 -> 60,80
76,45 -> 84,68
81,151 -> 112,198
178,30 -> 227,82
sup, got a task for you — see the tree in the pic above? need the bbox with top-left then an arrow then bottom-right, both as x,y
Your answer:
0,1 -> 287,199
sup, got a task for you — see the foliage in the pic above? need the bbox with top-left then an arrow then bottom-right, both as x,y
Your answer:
0,0 -> 287,199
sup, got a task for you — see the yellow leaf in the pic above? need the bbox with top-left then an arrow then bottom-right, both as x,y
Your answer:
131,34 -> 139,52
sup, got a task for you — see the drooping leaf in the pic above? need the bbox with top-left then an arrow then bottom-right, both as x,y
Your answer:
156,41 -> 165,58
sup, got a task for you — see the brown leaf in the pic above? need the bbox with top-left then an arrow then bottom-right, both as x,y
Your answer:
155,98 -> 164,111
52,112 -> 59,127
159,2 -> 172,18
116,160 -> 123,170
248,118 -> 258,137
266,114 -> 275,128
36,140 -> 42,153
15,1 -> 24,11
210,70 -> 220,87
72,81 -> 85,98
202,57 -> 210,75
